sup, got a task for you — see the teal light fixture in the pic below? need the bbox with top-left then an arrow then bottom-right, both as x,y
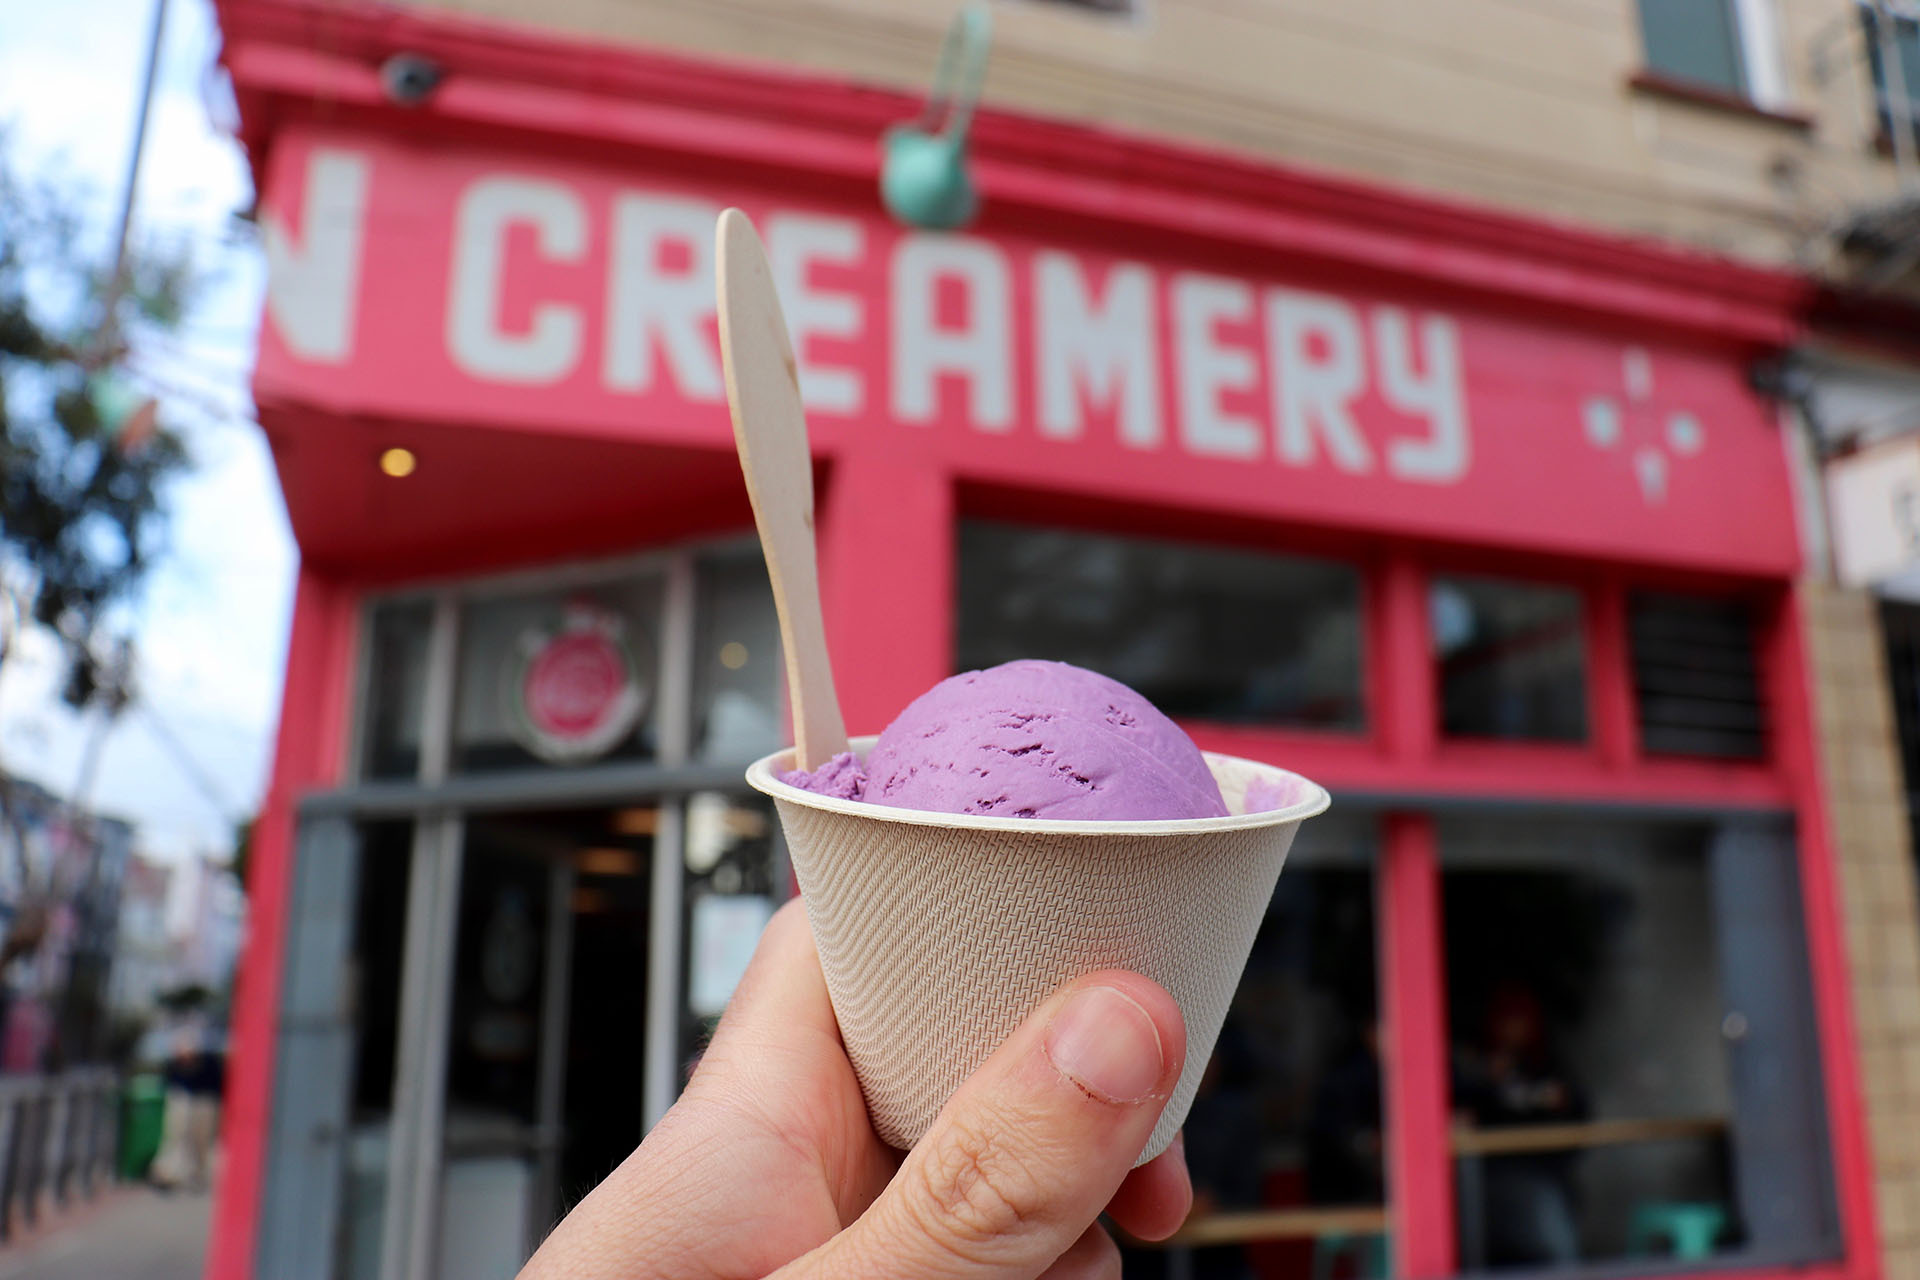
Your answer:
881,2 -> 992,231
86,371 -> 159,452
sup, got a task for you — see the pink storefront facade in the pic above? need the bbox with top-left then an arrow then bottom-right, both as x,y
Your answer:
210,4 -> 1878,1279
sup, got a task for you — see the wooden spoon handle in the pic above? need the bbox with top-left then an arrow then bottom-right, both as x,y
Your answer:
716,208 -> 850,771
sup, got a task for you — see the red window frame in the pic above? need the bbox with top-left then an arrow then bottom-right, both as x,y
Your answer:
218,471 -> 1875,1280
938,491 -> 1874,1280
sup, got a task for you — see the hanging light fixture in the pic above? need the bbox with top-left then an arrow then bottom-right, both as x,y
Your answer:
86,371 -> 160,454
880,2 -> 993,231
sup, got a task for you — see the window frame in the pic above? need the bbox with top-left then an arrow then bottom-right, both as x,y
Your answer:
325,535 -> 793,1278
1862,1 -> 1920,144
1258,559 -> 1843,1279
323,499 -> 1870,1280
1633,0 -> 1790,113
945,498 -> 1797,808
946,495 -> 1859,1278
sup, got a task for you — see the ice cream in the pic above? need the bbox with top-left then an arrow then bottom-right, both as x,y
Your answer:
754,656 -> 1327,1159
780,659 -> 1228,821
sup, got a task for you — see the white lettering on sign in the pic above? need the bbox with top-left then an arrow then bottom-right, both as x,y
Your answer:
1270,290 -> 1372,474
299,163 -> 1478,482
892,235 -> 1015,430
767,213 -> 865,416
447,177 -> 586,383
1035,253 -> 1161,449
262,148 -> 369,364
604,194 -> 724,400
1376,309 -> 1469,483
1173,274 -> 1261,460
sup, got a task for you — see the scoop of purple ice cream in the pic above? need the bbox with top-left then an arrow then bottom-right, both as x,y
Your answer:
780,750 -> 865,799
779,659 -> 1227,821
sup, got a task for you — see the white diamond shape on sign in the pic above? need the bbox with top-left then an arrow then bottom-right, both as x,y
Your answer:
1579,347 -> 1709,505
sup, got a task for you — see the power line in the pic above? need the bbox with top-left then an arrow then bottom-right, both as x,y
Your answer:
131,697 -> 241,830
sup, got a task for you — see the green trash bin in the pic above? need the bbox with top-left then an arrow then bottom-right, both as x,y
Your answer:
119,1075 -> 165,1182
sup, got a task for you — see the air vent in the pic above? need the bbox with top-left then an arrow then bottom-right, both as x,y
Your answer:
1026,0 -> 1133,13
1629,592 -> 1765,759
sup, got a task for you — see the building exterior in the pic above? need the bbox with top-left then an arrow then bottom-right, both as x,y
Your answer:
206,2 -> 1920,1280
110,855 -> 174,1018
111,854 -> 247,1020
0,773 -> 135,1074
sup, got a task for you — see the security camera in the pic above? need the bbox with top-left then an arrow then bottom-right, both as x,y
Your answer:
1749,357 -> 1814,404
380,53 -> 444,106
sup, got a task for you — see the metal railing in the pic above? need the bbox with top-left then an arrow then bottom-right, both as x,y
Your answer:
0,1070 -> 121,1242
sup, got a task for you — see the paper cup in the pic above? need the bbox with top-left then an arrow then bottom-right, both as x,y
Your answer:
746,736 -> 1331,1165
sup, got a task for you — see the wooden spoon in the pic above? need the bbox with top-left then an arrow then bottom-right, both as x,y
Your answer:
716,208 -> 850,771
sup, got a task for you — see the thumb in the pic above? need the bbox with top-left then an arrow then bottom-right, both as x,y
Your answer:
779,972 -> 1186,1280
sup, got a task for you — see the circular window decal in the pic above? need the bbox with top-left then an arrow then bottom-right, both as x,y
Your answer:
505,600 -> 650,763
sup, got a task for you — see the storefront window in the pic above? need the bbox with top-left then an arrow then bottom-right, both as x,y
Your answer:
692,550 -> 784,763
452,574 -> 665,772
323,547 -> 1845,1280
1432,576 -> 1587,742
678,793 -> 785,1076
1123,814 -> 1384,1278
1440,815 -> 1837,1272
1629,592 -> 1765,760
360,600 -> 433,780
957,521 -> 1365,730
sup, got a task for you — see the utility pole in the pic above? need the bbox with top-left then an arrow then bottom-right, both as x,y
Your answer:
61,0 -> 171,895
93,0 -> 172,364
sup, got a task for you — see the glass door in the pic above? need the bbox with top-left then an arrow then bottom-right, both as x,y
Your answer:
431,807 -> 653,1280
270,541 -> 791,1280
412,795 -> 781,1280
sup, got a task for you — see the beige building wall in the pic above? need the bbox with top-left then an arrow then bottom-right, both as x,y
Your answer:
414,0 -> 1906,271
1807,582 -> 1920,1280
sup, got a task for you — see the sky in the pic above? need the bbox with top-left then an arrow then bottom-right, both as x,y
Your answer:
0,0 -> 294,861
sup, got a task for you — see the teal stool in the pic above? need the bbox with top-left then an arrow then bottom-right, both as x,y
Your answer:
1312,1231 -> 1389,1280
1628,1203 -> 1726,1260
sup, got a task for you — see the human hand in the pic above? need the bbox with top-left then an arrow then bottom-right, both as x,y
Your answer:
519,899 -> 1193,1279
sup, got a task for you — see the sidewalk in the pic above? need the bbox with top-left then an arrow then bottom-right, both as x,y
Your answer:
0,1186 -> 209,1280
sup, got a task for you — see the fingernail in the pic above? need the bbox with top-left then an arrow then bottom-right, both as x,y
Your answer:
1045,985 -> 1164,1103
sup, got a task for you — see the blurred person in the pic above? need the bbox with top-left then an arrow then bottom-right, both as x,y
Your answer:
1454,982 -> 1587,1267
152,1023 -> 223,1192
1306,1018 -> 1384,1207
1305,1019 -> 1388,1280
1175,1026 -> 1264,1280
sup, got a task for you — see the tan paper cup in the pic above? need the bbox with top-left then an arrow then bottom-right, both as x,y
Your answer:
746,736 -> 1331,1165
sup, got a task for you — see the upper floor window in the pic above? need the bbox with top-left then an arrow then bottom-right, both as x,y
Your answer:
1636,0 -> 1785,106
1863,4 -> 1920,135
